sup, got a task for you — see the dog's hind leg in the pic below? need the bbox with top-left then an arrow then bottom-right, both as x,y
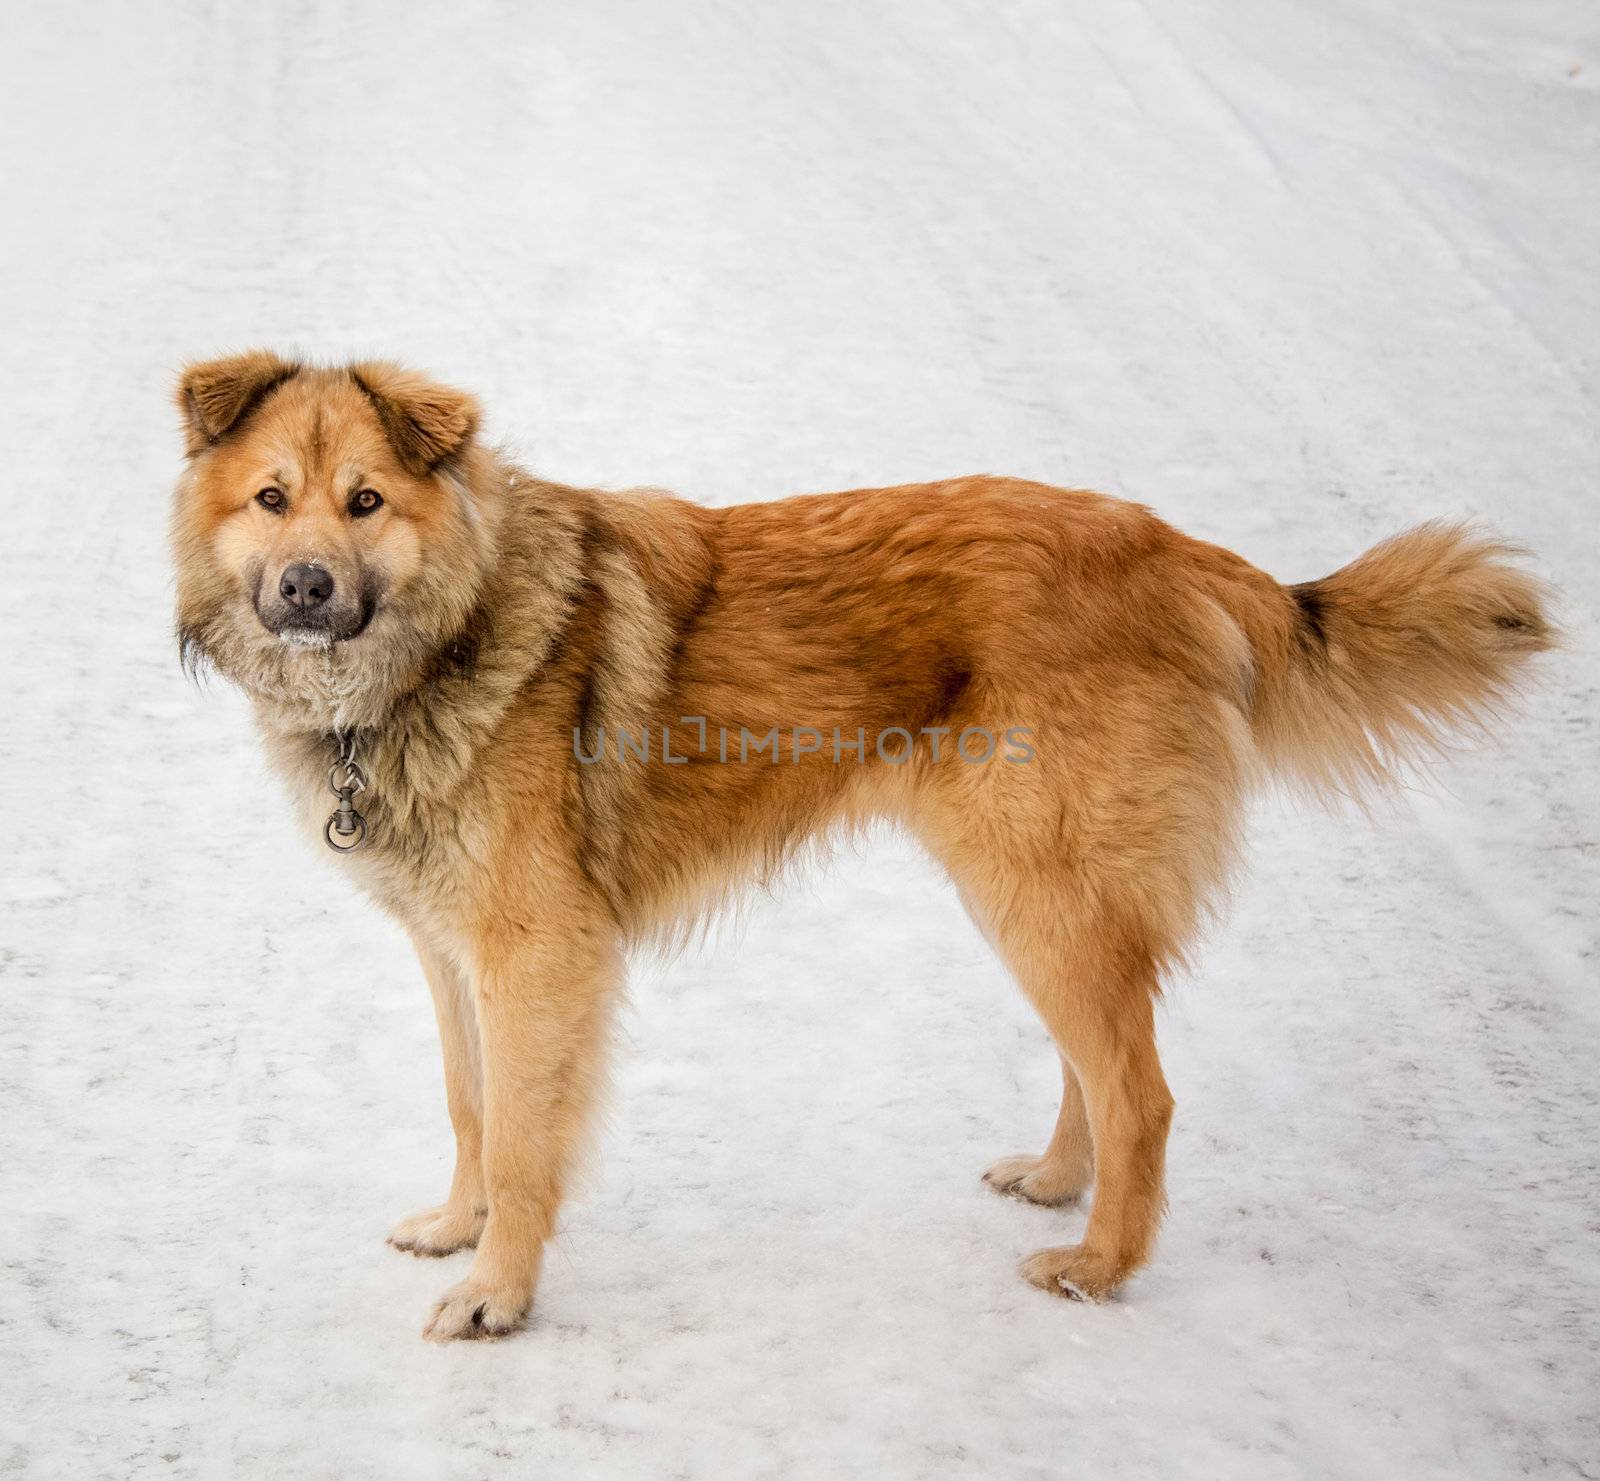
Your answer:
1006,930 -> 1173,1300
939,831 -> 1175,1299
388,939 -> 487,1258
982,1053 -> 1095,1207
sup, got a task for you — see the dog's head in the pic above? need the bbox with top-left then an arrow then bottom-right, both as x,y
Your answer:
171,353 -> 496,720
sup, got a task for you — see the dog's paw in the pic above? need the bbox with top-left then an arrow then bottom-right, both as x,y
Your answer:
422,1277 -> 530,1342
1019,1244 -> 1126,1302
982,1154 -> 1089,1207
387,1204 -> 486,1258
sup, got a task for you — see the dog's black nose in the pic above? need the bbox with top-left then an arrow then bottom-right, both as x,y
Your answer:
279,563 -> 334,610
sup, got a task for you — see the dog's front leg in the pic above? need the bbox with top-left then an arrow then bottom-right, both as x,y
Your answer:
421,897 -> 621,1342
388,939 -> 487,1257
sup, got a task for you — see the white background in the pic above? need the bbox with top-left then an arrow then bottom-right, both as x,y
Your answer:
1,2 -> 1596,1476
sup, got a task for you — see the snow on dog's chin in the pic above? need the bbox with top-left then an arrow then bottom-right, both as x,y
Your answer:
277,626 -> 334,650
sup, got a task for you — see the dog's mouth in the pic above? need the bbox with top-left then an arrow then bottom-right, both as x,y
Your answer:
275,621 -> 340,649
255,599 -> 376,647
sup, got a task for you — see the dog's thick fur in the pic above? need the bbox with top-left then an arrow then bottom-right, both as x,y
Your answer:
171,354 -> 1554,1338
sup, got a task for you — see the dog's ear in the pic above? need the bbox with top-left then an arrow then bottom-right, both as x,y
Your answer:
349,362 -> 481,475
176,350 -> 300,455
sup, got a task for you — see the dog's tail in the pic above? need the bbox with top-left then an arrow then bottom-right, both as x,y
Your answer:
1234,522 -> 1554,795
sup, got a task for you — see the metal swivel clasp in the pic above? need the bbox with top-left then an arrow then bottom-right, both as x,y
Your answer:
324,732 -> 370,853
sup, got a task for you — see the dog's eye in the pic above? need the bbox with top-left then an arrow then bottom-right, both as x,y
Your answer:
350,489 -> 383,517
256,489 -> 285,513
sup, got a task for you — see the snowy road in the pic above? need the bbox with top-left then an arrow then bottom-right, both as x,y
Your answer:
2,1 -> 1597,1476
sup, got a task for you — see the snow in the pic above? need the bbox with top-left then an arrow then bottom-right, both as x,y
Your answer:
2,1 -> 1597,1476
